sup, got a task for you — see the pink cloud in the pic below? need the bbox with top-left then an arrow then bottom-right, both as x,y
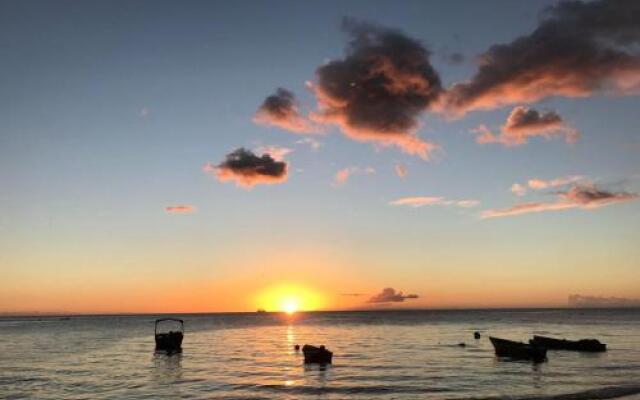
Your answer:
473,107 -> 579,146
253,88 -> 318,134
334,166 -> 375,185
394,163 -> 408,178
165,205 -> 196,214
390,196 -> 479,208
482,183 -> 638,218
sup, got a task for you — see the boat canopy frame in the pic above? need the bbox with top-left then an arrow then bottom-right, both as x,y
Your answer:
154,318 -> 184,335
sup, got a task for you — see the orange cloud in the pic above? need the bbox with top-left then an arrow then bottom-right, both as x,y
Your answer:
473,107 -> 579,146
253,88 -> 318,133
511,175 -> 584,196
165,205 -> 196,214
443,0 -> 640,114
482,183 -> 638,218
206,148 -> 288,188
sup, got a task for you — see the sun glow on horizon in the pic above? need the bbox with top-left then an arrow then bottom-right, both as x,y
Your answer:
255,284 -> 323,313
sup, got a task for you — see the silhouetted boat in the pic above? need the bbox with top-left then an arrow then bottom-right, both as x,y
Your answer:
155,318 -> 184,352
489,336 -> 547,362
529,335 -> 606,352
302,344 -> 333,364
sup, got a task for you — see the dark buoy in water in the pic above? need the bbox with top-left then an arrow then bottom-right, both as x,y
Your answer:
294,344 -> 300,351
474,331 -> 481,339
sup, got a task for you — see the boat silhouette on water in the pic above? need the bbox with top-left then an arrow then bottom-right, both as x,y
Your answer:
489,336 -> 547,363
302,345 -> 333,364
155,318 -> 184,352
529,335 -> 606,352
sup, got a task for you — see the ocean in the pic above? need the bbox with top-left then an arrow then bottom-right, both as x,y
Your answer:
1,309 -> 639,400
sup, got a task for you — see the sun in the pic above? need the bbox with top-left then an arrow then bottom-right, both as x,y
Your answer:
282,299 -> 299,315
255,284 -> 323,313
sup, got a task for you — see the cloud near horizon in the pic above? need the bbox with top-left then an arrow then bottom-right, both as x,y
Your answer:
568,294 -> 640,308
205,148 -> 288,188
474,107 -> 579,146
368,287 -> 419,303
309,18 -> 442,159
253,88 -> 318,133
443,0 -> 640,115
390,196 -> 479,208
165,205 -> 196,214
482,183 -> 638,218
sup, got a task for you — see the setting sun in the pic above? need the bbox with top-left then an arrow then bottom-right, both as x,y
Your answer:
255,284 -> 324,313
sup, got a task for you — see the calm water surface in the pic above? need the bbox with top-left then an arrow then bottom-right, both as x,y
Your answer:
1,309 -> 639,399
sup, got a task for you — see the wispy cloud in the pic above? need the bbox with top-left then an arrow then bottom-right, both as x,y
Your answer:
394,163 -> 408,178
333,166 -> 375,185
205,148 -> 288,188
368,288 -> 419,303
254,145 -> 293,161
165,205 -> 196,214
390,196 -> 479,208
511,175 -> 584,196
296,137 -> 323,151
482,183 -> 638,218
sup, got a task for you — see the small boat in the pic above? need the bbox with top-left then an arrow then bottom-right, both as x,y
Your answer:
155,318 -> 184,352
302,344 -> 333,364
529,335 -> 606,352
489,336 -> 547,362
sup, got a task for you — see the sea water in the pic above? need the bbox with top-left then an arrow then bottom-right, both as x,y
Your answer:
1,309 -> 639,399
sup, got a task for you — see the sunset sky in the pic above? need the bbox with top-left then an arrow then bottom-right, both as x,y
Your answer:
1,0 -> 639,314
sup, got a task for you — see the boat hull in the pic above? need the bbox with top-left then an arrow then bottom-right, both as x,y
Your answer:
155,332 -> 183,352
529,335 -> 606,352
302,345 -> 333,364
490,337 -> 547,362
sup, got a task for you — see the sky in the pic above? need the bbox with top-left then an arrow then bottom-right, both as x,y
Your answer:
1,0 -> 639,314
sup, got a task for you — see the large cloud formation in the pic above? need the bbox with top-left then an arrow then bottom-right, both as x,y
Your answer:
205,148 -> 288,188
482,183 -> 638,218
310,18 -> 443,159
254,88 -> 317,133
474,106 -> 579,146
368,287 -> 419,303
444,0 -> 640,114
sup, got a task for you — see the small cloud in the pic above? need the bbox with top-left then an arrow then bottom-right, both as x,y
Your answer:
205,148 -> 288,188
333,166 -> 375,185
165,205 -> 196,214
472,107 -> 579,146
340,293 -> 365,297
482,183 -> 638,218
253,88 -> 318,133
368,288 -> 419,303
511,183 -> 527,196
296,137 -> 323,151
389,196 -> 479,208
569,294 -> 640,308
394,163 -> 408,178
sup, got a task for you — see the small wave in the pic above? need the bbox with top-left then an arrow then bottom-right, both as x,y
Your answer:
457,385 -> 640,400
